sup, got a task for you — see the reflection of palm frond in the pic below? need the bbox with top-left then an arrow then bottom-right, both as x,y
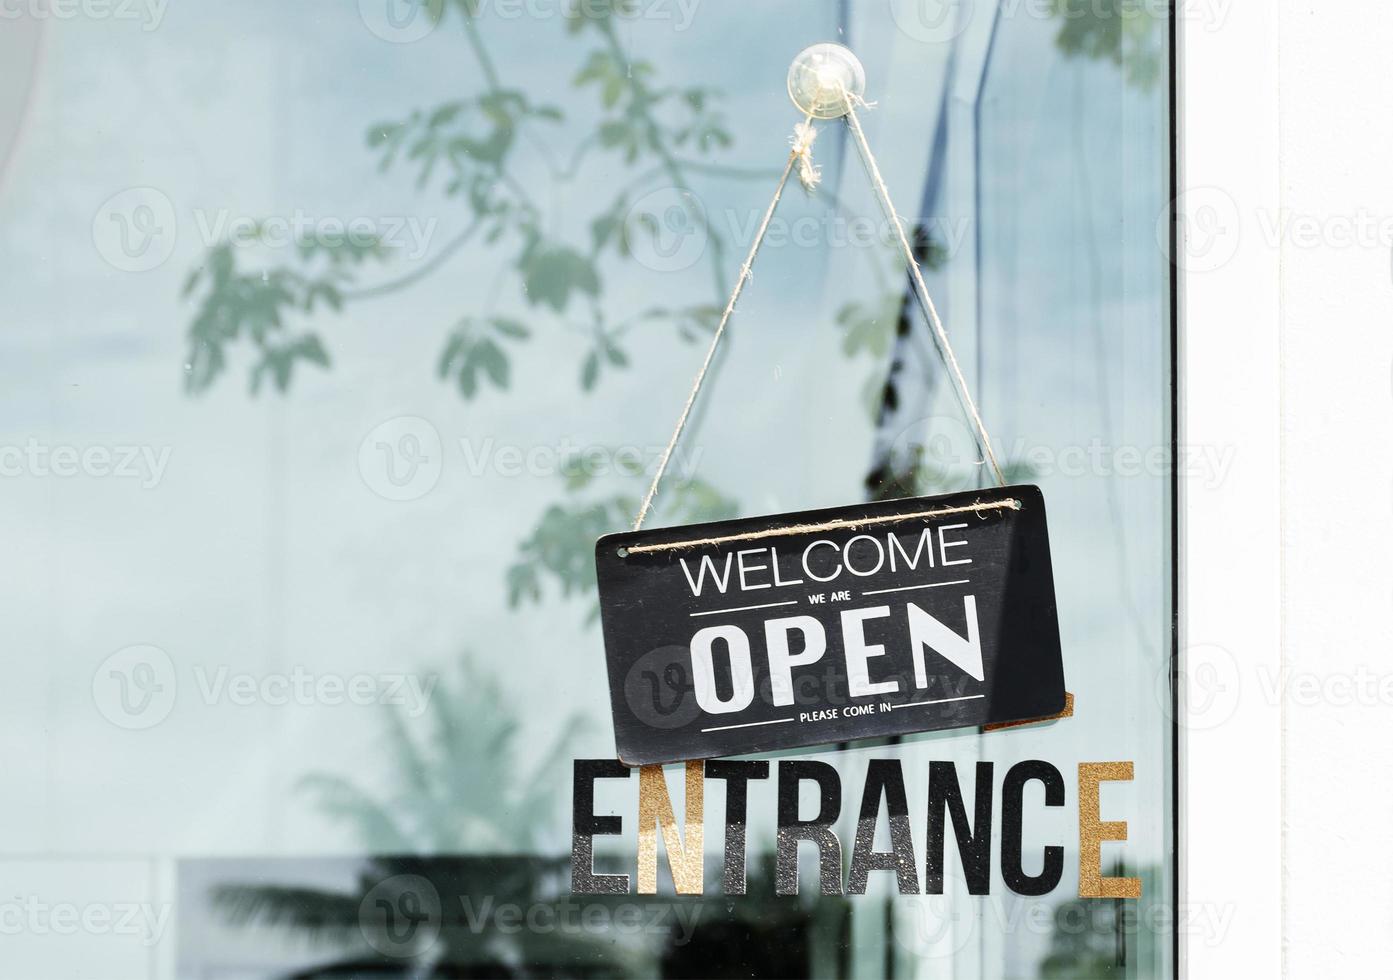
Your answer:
214,855 -> 641,977
292,654 -> 588,854
212,662 -> 849,978
297,775 -> 414,853
212,658 -> 618,974
212,883 -> 365,950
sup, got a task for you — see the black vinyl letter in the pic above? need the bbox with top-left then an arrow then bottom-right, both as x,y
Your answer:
1001,760 -> 1065,896
571,760 -> 632,894
926,761 -> 994,895
776,761 -> 843,896
705,760 -> 770,895
848,759 -> 920,895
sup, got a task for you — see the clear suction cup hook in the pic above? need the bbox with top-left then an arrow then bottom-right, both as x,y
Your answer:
787,42 -> 866,119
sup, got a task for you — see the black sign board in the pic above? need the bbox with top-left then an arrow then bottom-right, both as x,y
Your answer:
594,485 -> 1066,765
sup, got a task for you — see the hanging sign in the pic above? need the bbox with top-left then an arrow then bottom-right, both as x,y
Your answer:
595,485 -> 1066,765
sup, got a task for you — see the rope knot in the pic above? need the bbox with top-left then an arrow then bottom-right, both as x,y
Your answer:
790,120 -> 821,192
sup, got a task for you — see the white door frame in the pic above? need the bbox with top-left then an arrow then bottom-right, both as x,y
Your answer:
1176,2 -> 1283,976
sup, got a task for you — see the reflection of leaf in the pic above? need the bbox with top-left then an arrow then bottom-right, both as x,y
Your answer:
574,50 -> 654,114
672,88 -> 733,154
635,303 -> 719,343
663,478 -> 740,526
506,562 -> 542,607
518,241 -> 600,312
1050,0 -> 1162,90
598,118 -> 642,162
564,0 -> 643,34
491,317 -> 528,339
251,334 -> 330,395
602,337 -> 627,367
576,332 -> 629,393
509,475 -> 737,622
180,7 -> 745,404
556,445 -> 645,494
589,196 -> 628,255
183,243 -> 369,395
580,351 -> 599,391
835,294 -> 900,360
366,88 -> 559,217
508,497 -> 632,611
576,39 -> 725,170
437,317 -> 530,400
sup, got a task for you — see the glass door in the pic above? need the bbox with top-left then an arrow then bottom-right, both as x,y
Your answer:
0,1 -> 1175,976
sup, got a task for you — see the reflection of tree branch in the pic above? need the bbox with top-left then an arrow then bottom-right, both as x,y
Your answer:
180,4 -> 803,446
459,9 -> 502,88
672,158 -> 784,181
609,163 -> 669,204
596,24 -> 726,298
560,131 -> 600,180
603,156 -> 844,234
458,12 -> 554,217
341,218 -> 482,301
497,169 -> 543,219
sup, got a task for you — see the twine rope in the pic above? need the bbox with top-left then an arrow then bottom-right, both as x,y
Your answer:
623,498 -> 1021,555
632,87 -> 1006,535
631,116 -> 814,532
840,87 -> 1006,486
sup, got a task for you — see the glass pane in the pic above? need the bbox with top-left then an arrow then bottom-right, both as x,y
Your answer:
0,0 -> 1172,976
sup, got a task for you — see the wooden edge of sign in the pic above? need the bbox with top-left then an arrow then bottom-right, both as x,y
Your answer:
982,692 -> 1075,733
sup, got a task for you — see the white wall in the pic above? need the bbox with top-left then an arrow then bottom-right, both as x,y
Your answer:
1183,2 -> 1393,975
1276,1 -> 1393,974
